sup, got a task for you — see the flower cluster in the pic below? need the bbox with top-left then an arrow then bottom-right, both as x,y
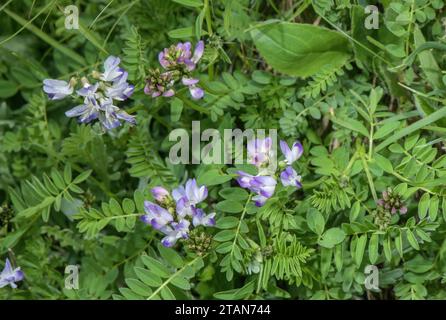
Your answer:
140,179 -> 215,247
144,41 -> 205,100
377,188 -> 408,215
236,138 -> 303,207
0,258 -> 24,289
43,56 -> 135,130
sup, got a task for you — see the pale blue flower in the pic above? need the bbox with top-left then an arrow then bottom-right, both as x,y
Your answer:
65,96 -> 100,124
98,98 -> 136,130
247,137 -> 274,168
43,79 -> 73,100
100,56 -> 124,82
280,140 -> 303,165
106,71 -> 134,101
0,258 -> 24,289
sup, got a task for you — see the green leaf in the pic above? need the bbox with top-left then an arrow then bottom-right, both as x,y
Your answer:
355,234 -> 367,266
219,187 -> 248,201
0,80 -> 18,98
251,22 -> 351,78
418,193 -> 430,219
374,153 -> 394,173
406,229 -> 420,250
306,209 -> 325,235
429,196 -> 439,221
318,228 -> 346,248
368,233 -> 379,264
376,106 -> 446,152
331,117 -> 369,137
216,200 -> 243,213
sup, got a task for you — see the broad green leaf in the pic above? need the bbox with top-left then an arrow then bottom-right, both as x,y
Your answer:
318,228 -> 346,248
251,22 -> 351,78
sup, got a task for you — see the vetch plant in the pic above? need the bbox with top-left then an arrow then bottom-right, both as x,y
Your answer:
2,0 -> 446,302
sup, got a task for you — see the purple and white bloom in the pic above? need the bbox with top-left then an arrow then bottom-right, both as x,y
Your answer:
185,179 -> 208,205
43,79 -> 73,100
65,96 -> 100,124
182,77 -> 204,100
175,196 -> 194,218
106,71 -> 134,101
0,258 -> 24,289
141,201 -> 174,230
192,208 -> 216,227
98,98 -> 136,130
247,137 -> 274,168
252,194 -> 269,207
161,219 -> 190,247
159,41 -> 204,71
249,176 -> 277,198
76,82 -> 99,98
236,171 -> 255,189
100,56 -> 124,82
280,166 -> 302,188
151,186 -> 170,203
280,140 -> 303,165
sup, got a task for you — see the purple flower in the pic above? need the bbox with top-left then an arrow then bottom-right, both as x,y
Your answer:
100,56 -> 124,82
151,186 -> 170,203
144,70 -> 175,98
192,208 -> 216,227
0,258 -> 24,289
76,82 -> 99,98
182,77 -> 204,100
98,98 -> 136,130
252,194 -> 268,207
106,71 -> 134,101
185,179 -> 208,205
250,176 -> 277,198
236,171 -> 255,189
161,219 -> 190,247
43,79 -> 73,100
280,140 -> 303,165
65,96 -> 100,124
175,197 -> 194,218
280,166 -> 302,188
159,41 -> 204,71
247,137 -> 274,168
236,171 -> 277,207
141,201 -> 174,230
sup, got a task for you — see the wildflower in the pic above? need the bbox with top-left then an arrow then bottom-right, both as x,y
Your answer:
236,171 -> 277,207
141,179 -> 214,247
100,56 -> 124,82
105,71 -> 134,101
0,258 -> 24,289
247,137 -> 274,168
151,186 -> 170,203
42,79 -> 74,100
65,96 -> 100,124
141,201 -> 174,230
144,69 -> 175,98
280,166 -> 302,188
161,219 -> 190,247
192,208 -> 216,227
377,188 -> 407,214
43,55 -> 135,131
186,230 -> 212,256
159,41 -> 204,71
147,41 -> 205,100
99,98 -> 135,130
182,77 -> 204,100
280,140 -> 303,165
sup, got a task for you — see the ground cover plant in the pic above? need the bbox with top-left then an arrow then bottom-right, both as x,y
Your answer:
1,0 -> 446,300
